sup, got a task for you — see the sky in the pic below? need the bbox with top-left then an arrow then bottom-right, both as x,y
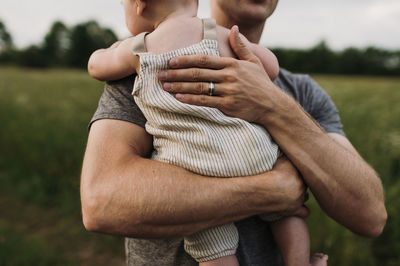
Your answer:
1,0 -> 399,50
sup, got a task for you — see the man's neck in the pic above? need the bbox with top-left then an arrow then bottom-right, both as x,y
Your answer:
211,3 -> 266,43
233,22 -> 265,44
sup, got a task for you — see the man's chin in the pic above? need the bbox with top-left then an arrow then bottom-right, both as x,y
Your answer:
240,1 -> 278,21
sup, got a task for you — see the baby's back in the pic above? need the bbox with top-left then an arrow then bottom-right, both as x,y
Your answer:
132,18 -> 279,177
145,17 -> 236,58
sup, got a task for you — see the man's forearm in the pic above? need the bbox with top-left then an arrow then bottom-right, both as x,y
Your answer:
83,156 -> 275,238
81,120 -> 303,238
259,90 -> 387,237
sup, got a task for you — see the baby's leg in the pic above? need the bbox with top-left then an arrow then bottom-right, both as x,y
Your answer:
199,255 -> 239,266
270,216 -> 327,266
184,223 -> 239,265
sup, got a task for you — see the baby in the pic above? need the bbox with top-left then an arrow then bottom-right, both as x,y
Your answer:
88,0 -> 326,265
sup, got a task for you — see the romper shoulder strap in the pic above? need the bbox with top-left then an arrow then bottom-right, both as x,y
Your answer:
202,18 -> 217,41
131,32 -> 148,54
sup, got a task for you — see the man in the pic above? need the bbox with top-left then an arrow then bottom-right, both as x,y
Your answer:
80,0 -> 387,265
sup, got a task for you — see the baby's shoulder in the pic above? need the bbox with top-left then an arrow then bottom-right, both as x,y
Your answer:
215,25 -> 236,58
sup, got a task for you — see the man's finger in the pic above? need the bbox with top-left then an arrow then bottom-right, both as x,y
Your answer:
293,205 -> 310,218
168,54 -> 232,69
229,25 -> 259,63
158,68 -> 223,82
163,82 -> 222,96
175,93 -> 223,109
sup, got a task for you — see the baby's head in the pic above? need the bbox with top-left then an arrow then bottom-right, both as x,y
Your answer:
121,0 -> 199,36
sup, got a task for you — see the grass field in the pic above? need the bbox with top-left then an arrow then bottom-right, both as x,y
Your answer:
0,66 -> 399,265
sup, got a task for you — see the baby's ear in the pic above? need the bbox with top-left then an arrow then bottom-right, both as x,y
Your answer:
136,0 -> 147,16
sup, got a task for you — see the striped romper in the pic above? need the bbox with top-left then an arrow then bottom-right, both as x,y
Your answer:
131,18 -> 280,262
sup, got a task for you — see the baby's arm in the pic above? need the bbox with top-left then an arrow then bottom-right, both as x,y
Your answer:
217,26 -> 279,81
88,38 -> 139,81
243,37 -> 280,81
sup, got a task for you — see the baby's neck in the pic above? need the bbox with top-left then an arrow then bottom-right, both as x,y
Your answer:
155,12 -> 197,31
145,15 -> 203,55
152,2 -> 198,30
142,1 -> 201,55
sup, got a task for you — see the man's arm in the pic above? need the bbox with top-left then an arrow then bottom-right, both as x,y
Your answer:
259,92 -> 387,237
158,27 -> 387,237
81,118 -> 306,238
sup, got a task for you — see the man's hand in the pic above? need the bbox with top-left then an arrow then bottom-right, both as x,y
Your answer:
159,26 -> 284,124
265,156 -> 310,218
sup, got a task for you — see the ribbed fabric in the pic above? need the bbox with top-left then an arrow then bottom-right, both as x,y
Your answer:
184,224 -> 239,262
131,18 -> 279,262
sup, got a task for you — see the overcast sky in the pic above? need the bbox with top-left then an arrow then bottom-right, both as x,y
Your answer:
1,0 -> 399,50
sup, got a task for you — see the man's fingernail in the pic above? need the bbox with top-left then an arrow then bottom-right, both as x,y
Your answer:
176,94 -> 184,100
163,83 -> 171,90
170,58 -> 178,67
158,71 -> 167,80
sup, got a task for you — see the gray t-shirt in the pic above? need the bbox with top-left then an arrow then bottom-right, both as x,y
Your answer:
90,68 -> 344,266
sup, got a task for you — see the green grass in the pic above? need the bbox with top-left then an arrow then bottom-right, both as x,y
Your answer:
0,67 -> 399,265
0,67 -> 125,265
310,75 -> 400,266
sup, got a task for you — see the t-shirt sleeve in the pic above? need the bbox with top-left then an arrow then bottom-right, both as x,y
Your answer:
302,76 -> 345,136
89,75 -> 146,130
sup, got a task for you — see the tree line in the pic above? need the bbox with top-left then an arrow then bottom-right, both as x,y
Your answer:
272,42 -> 400,76
1,19 -> 400,76
0,20 -> 117,69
